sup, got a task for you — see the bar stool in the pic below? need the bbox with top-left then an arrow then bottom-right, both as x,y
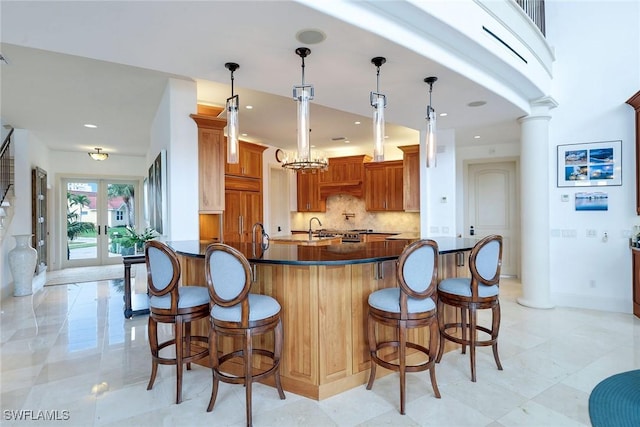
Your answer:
366,239 -> 441,415
205,243 -> 285,426
145,240 -> 210,404
436,234 -> 503,382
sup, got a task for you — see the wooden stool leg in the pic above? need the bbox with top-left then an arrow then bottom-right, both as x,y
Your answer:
147,316 -> 159,391
274,319 -> 286,400
399,321 -> 407,415
244,329 -> 253,427
461,307 -> 468,355
429,320 -> 441,398
492,303 -> 503,371
469,307 -> 477,382
366,312 -> 377,390
207,323 -> 219,412
435,298 -> 445,363
185,322 -> 192,371
175,316 -> 184,404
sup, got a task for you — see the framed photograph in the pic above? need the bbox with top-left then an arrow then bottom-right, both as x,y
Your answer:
557,140 -> 621,187
575,192 -> 608,211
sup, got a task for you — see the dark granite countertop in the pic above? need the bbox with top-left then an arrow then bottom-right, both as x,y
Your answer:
168,237 -> 478,266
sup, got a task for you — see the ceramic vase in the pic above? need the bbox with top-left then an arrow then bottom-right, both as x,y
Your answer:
8,234 -> 37,297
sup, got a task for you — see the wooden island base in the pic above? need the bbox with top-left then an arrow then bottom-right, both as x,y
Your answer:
178,252 -> 466,400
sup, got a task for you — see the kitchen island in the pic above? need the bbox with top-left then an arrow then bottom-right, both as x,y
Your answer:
169,238 -> 477,400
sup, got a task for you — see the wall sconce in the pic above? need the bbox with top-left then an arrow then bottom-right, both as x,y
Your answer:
370,56 -> 387,162
225,62 -> 240,164
88,147 -> 108,161
0,207 -> 6,228
424,76 -> 438,168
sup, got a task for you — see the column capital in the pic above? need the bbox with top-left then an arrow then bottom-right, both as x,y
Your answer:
530,95 -> 559,116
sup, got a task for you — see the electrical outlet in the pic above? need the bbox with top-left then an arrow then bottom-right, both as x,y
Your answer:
562,229 -> 577,238
586,229 -> 596,237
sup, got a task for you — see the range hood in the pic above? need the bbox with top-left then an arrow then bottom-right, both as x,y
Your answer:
319,154 -> 371,199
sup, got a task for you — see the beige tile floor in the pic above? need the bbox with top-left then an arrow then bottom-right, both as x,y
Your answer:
1,277 -> 638,426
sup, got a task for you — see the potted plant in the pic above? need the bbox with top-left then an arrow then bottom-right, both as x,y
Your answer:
125,226 -> 159,254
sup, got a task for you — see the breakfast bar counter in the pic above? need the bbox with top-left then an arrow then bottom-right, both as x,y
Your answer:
169,238 -> 476,400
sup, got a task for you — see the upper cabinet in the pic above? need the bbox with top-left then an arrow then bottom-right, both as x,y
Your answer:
190,113 -> 226,213
399,145 -> 420,212
225,140 -> 266,180
318,154 -> 372,199
364,160 -> 404,211
297,171 -> 325,212
627,91 -> 640,215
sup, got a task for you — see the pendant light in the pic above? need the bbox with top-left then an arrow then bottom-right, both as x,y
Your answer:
225,62 -> 240,164
370,57 -> 387,162
282,47 -> 327,172
424,76 -> 438,168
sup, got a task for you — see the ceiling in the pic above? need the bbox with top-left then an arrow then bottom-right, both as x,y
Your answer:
0,1 -> 525,159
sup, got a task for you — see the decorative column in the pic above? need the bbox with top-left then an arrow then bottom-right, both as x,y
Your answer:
517,96 -> 558,309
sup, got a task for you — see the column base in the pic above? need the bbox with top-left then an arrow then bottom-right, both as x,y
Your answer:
516,296 -> 554,309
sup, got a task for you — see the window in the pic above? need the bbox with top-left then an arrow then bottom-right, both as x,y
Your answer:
116,210 -> 124,221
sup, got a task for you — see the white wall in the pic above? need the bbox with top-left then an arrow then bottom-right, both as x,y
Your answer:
546,0 -> 639,312
422,129 -> 456,237
150,78 -> 199,241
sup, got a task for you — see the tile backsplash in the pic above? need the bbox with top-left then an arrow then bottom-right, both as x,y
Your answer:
290,194 -> 420,232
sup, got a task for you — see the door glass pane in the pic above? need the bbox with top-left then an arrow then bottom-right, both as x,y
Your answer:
107,183 -> 136,257
66,181 -> 98,260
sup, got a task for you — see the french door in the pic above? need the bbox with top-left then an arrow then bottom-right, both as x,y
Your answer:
62,178 -> 139,268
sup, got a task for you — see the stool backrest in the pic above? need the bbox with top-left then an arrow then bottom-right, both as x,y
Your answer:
397,239 -> 439,299
145,240 -> 181,311
205,243 -> 252,308
469,235 -> 503,293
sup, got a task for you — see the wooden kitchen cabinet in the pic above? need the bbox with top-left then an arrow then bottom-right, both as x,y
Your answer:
223,189 -> 262,243
225,140 -> 266,180
364,160 -> 404,211
399,145 -> 420,212
190,113 -> 226,213
626,90 -> 640,215
297,171 -> 325,212
319,154 -> 371,199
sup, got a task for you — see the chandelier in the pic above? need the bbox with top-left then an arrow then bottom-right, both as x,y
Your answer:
282,47 -> 328,172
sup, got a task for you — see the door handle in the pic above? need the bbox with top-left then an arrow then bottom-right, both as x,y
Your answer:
104,225 -> 108,235
97,225 -> 101,235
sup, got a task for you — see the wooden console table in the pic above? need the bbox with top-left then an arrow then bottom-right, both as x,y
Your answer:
122,254 -> 149,318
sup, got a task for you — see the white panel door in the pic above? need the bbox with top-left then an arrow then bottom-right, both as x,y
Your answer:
466,161 -> 519,277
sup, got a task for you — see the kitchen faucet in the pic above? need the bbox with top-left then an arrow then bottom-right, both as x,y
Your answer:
252,222 -> 269,247
308,217 -> 322,239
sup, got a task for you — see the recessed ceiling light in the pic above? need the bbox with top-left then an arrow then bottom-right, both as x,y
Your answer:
295,29 -> 327,44
344,140 -> 351,144
468,101 -> 486,107
241,133 -> 248,137
354,121 -> 361,125
439,112 -> 448,117
384,136 -> 389,139
311,145 -> 316,148
474,135 -> 481,139
245,105 -> 253,110
84,124 -> 97,128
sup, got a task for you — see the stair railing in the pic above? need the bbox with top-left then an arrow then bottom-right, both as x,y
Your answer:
1,127 -> 15,207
